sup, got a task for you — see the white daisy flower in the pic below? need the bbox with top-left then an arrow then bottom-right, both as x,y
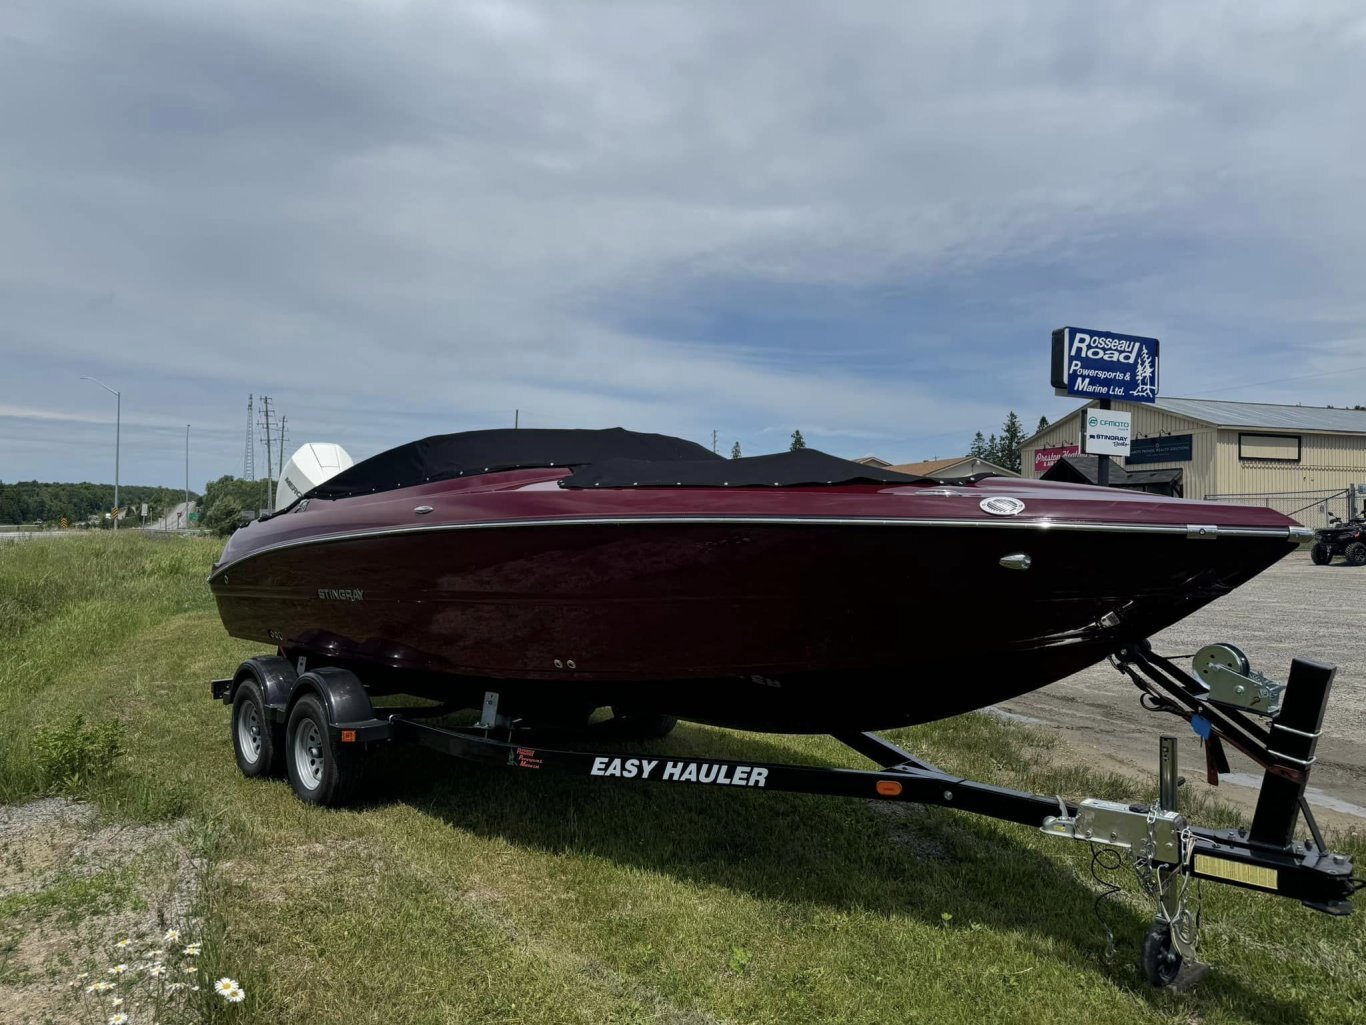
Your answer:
109,1014 -> 129,1025
114,938 -> 131,949
182,943 -> 202,956
182,965 -> 197,974
148,963 -> 166,977
108,964 -> 128,975
163,928 -> 180,943
213,977 -> 240,996
225,986 -> 246,1003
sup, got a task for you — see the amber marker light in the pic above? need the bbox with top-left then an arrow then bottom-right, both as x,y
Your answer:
875,780 -> 903,796
340,729 -> 357,743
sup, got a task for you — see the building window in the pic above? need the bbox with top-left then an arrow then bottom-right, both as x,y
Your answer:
1238,433 -> 1301,462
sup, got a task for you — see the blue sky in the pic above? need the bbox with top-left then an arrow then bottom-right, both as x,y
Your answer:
3,1 -> 1365,488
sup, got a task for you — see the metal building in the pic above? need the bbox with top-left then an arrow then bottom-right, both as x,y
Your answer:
1018,397 -> 1366,525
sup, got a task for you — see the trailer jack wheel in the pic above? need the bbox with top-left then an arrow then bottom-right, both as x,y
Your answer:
1141,922 -> 1183,988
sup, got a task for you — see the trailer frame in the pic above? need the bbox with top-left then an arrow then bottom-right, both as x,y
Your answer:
211,642 -> 1361,989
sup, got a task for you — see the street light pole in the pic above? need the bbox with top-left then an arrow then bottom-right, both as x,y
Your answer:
81,376 -> 121,531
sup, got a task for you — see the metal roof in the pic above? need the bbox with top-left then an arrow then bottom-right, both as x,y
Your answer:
1149,397 -> 1366,433
1044,455 -> 1182,487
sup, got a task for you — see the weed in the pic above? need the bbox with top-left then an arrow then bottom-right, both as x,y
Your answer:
33,714 -> 124,795
728,945 -> 753,975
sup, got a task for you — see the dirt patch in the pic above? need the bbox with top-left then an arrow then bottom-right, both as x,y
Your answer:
0,799 -> 202,1025
865,801 -> 952,860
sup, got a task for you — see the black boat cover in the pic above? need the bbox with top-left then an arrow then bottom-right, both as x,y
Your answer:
306,428 -> 718,499
304,427 -> 931,501
560,450 -> 926,488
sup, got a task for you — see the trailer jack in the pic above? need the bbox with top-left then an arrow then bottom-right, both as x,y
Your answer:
1042,736 -> 1208,987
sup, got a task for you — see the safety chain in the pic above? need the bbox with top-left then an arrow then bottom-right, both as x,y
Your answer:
1133,809 -> 1202,954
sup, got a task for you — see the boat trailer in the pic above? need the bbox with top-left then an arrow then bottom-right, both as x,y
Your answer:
212,641 -> 1360,990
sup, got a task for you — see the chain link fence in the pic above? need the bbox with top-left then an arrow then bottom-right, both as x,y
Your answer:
1204,487 -> 1363,527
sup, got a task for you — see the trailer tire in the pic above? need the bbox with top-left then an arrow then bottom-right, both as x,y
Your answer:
1310,542 -> 1332,565
1141,922 -> 1183,988
1346,541 -> 1366,566
232,679 -> 282,778
285,693 -> 359,807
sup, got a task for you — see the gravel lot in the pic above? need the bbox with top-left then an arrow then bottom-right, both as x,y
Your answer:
999,549 -> 1366,823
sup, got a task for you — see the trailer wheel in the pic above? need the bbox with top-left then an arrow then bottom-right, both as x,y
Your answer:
1141,922 -> 1183,988
232,680 -> 282,778
1310,542 -> 1332,565
285,693 -> 359,807
1346,541 -> 1366,566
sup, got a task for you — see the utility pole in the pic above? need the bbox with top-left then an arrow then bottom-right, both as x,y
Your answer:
80,376 -> 120,530
514,409 -> 519,429
277,415 -> 288,478
258,396 -> 276,510
185,424 -> 190,528
712,429 -> 718,454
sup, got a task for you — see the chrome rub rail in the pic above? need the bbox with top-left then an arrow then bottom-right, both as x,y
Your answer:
208,516 -> 1309,581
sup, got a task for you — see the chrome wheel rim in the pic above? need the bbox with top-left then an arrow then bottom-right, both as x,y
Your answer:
236,701 -> 262,765
292,719 -> 324,790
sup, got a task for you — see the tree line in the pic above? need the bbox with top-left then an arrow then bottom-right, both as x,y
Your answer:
0,482 -> 194,526
199,475 -> 275,537
968,413 -> 1049,474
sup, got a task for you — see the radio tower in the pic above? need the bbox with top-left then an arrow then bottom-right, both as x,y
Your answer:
243,395 -> 256,481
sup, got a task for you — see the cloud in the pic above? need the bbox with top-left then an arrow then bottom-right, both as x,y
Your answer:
2,1 -> 1365,484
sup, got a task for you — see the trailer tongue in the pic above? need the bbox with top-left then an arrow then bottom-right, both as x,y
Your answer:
213,638 -> 1360,990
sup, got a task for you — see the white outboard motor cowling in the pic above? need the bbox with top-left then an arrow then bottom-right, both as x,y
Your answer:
275,443 -> 353,511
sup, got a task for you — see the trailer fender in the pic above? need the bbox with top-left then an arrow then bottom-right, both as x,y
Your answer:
231,656 -> 299,713
289,668 -> 374,728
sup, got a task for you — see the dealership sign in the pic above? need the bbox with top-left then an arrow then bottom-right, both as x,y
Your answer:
1084,410 -> 1132,456
1050,327 -> 1160,402
1034,445 -> 1080,473
1127,434 -> 1193,465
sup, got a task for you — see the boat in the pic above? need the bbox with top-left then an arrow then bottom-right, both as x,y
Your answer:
208,427 -> 1309,733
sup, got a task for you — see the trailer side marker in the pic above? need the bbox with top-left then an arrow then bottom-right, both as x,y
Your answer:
875,780 -> 903,796
1194,855 -> 1278,891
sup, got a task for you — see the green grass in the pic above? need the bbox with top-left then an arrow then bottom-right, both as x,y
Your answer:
1,533 -> 1363,1023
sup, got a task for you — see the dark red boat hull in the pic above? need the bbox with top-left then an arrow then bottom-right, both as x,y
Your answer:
209,473 -> 1303,732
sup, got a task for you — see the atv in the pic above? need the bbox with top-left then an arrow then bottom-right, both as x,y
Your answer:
1311,516 -> 1366,566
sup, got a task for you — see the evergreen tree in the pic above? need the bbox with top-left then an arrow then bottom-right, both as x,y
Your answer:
984,433 -> 999,466
1036,415 -> 1050,434
789,430 -> 806,451
997,411 -> 1026,473
969,431 -> 988,458
730,442 -> 741,459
